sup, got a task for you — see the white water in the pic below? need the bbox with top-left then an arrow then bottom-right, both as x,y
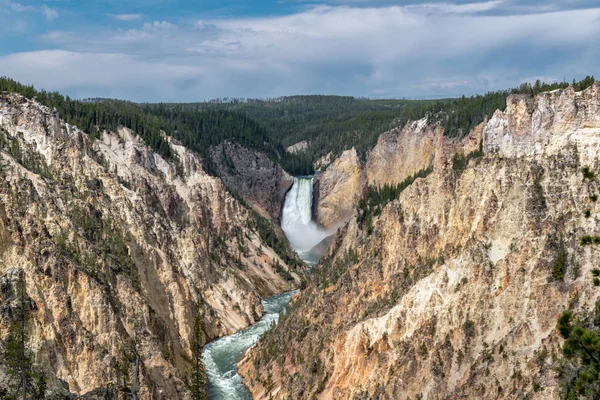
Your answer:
203,177 -> 326,399
281,177 -> 330,265
202,291 -> 296,400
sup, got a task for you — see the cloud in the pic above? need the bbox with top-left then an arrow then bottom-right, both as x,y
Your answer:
295,0 -> 600,14
113,13 -> 143,21
5,2 -> 600,101
2,0 -> 34,12
41,4 -> 58,20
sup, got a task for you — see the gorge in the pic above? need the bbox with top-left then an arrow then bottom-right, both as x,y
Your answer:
0,76 -> 599,400
202,177 -> 327,399
240,84 -> 600,399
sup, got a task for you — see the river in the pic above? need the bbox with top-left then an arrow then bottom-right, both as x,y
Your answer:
202,290 -> 297,399
202,176 -> 327,399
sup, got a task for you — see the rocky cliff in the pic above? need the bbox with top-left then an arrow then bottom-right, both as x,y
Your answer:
365,120 -> 443,187
286,141 -> 309,154
0,92 -> 301,398
240,84 -> 600,399
313,119 -> 447,229
312,148 -> 365,230
209,141 -> 294,221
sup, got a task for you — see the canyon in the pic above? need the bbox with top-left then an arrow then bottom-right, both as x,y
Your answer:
0,81 -> 599,400
240,85 -> 600,399
0,92 -> 302,398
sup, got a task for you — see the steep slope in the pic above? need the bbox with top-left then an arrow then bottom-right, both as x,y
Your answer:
312,148 -> 365,230
0,92 -> 302,398
313,114 -> 482,229
209,140 -> 294,221
365,120 -> 442,188
240,84 -> 600,399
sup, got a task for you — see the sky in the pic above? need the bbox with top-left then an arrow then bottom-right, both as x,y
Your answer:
0,0 -> 599,102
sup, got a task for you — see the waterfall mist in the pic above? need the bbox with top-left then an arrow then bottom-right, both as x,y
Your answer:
281,177 -> 330,254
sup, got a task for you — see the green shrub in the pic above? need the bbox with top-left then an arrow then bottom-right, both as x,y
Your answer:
582,166 -> 596,180
463,319 -> 475,338
530,173 -> 547,212
580,236 -> 600,246
557,300 -> 600,399
274,260 -> 295,282
452,143 -> 483,176
552,237 -> 567,281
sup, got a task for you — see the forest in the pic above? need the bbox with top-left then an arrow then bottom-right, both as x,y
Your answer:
152,96 -> 439,169
0,75 -> 595,176
0,77 -> 304,174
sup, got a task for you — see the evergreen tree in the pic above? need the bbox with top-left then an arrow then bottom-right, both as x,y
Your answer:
113,339 -> 142,399
190,314 -> 207,400
3,270 -> 45,400
557,301 -> 600,398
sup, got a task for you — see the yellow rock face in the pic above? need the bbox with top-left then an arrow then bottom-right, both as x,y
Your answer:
0,93 -> 302,398
366,119 -> 442,188
313,115 -> 481,230
313,148 -> 366,230
241,83 -> 600,400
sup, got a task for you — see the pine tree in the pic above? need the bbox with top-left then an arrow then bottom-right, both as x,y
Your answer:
190,314 -> 207,400
557,302 -> 600,398
3,270 -> 45,400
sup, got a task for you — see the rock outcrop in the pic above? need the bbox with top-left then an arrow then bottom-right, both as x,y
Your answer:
312,148 -> 365,229
313,152 -> 333,172
209,141 -> 294,221
365,120 -> 442,187
308,235 -> 335,258
0,92 -> 301,398
286,141 -> 309,154
313,120 -> 448,229
241,84 -> 600,399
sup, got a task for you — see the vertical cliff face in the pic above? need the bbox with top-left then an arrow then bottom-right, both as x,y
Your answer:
209,141 -> 294,221
241,84 -> 600,399
0,93 -> 301,398
312,117 -> 474,230
365,120 -> 443,188
312,148 -> 366,230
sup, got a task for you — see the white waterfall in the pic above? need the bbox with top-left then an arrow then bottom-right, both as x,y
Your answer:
281,177 -> 329,253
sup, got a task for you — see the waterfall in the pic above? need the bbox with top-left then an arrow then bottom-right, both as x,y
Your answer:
281,177 -> 329,254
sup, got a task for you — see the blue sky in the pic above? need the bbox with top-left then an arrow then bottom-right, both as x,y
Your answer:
0,0 -> 599,101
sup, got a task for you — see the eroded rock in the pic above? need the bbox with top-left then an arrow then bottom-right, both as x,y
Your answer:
0,92 -> 301,398
241,84 -> 600,400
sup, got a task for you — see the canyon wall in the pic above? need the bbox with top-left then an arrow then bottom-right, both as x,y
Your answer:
0,93 -> 301,398
241,84 -> 600,399
312,148 -> 365,230
365,119 -> 443,188
209,140 -> 294,221
312,116 -> 469,229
